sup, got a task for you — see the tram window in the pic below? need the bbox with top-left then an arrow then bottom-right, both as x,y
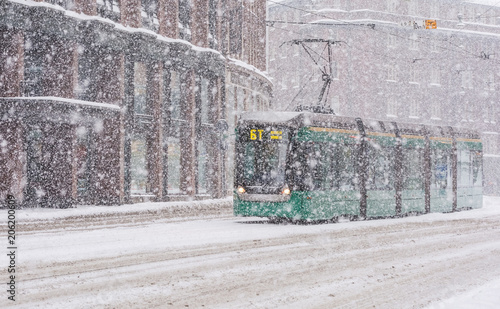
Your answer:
242,144 -> 256,183
365,145 -> 395,190
431,149 -> 451,189
326,143 -> 338,190
403,148 -> 423,190
241,142 -> 287,187
292,142 -> 311,190
306,142 -> 330,191
312,143 -> 334,191
291,142 -> 358,191
334,144 -> 358,191
292,142 -> 330,191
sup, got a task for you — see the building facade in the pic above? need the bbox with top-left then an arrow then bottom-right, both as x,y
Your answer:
0,0 -> 271,207
268,0 -> 500,195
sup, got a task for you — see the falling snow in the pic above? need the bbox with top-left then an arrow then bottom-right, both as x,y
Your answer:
1,0 -> 500,307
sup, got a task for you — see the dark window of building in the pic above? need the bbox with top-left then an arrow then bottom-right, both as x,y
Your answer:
134,62 -> 148,115
169,71 -> 182,123
179,0 -> 191,41
130,62 -> 152,195
97,0 -> 120,23
142,0 -> 159,32
75,126 -> 92,202
165,70 -> 183,194
196,77 -> 212,194
130,138 -> 149,194
166,139 -> 181,194
200,77 -> 211,125
197,140 -> 208,194
24,127 -> 44,207
208,0 -> 218,49
46,0 -> 72,9
76,46 -> 93,101
23,34 -> 45,97
228,1 -> 243,56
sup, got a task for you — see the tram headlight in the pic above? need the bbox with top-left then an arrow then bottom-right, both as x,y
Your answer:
282,185 -> 291,195
237,186 -> 246,194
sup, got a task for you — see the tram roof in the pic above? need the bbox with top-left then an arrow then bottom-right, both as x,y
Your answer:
239,111 -> 304,125
238,111 -> 359,128
238,111 -> 480,139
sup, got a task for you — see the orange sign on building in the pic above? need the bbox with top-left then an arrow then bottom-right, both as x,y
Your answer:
425,20 -> 437,29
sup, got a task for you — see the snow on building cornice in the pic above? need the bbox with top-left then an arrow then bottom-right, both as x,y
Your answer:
5,0 -> 226,61
227,57 -> 272,85
0,97 -> 121,110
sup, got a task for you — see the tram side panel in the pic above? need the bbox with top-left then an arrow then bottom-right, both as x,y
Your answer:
233,193 -> 303,218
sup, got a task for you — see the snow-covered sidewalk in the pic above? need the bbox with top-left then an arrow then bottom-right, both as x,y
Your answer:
4,197 -> 233,224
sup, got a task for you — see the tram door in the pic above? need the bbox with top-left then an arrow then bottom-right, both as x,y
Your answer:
430,147 -> 453,212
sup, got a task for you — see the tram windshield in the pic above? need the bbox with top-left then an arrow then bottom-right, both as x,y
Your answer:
235,126 -> 289,191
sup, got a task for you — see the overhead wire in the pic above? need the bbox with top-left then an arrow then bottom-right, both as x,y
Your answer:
267,0 -> 428,63
475,0 -> 500,19
267,2 -> 432,104
266,0 -> 500,65
268,17 -> 495,63
264,0 -> 500,109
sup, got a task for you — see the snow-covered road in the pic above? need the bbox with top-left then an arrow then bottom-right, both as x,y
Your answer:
3,197 -> 500,308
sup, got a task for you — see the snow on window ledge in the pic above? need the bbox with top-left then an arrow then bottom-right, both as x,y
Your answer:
0,96 -> 121,110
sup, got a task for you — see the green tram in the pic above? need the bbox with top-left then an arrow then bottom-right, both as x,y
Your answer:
233,112 -> 483,222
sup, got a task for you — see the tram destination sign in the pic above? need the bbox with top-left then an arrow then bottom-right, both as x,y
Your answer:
243,126 -> 287,142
